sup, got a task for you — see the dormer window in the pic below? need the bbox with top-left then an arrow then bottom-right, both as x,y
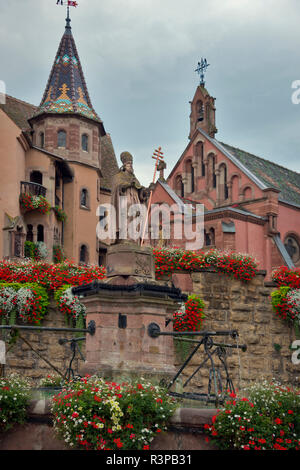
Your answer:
57,130 -> 67,148
82,134 -> 89,152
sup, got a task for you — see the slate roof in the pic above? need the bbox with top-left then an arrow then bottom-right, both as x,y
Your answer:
33,20 -> 102,124
220,142 -> 300,207
0,95 -> 36,130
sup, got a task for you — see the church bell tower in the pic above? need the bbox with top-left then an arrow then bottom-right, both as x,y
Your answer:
189,59 -> 217,139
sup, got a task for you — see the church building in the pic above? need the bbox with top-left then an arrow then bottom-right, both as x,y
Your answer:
0,12 -> 118,265
151,67 -> 300,275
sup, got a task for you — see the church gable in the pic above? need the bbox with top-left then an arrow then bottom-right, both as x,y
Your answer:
167,128 -> 264,210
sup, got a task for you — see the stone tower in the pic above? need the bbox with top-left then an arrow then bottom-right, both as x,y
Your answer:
28,12 -> 118,264
189,85 -> 217,140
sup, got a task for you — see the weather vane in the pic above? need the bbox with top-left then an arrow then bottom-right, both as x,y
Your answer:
195,58 -> 210,87
56,0 -> 79,28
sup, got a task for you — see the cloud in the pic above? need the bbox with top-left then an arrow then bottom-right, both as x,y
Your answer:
0,0 -> 299,186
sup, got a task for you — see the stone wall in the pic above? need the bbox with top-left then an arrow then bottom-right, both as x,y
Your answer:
171,270 -> 299,392
2,270 -> 299,392
2,300 -> 86,384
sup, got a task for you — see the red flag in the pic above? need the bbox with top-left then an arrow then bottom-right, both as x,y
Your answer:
68,1 -> 78,6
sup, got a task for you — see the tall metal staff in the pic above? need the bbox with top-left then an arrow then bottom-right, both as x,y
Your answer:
141,147 -> 164,246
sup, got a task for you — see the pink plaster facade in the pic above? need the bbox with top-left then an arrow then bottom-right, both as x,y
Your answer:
0,102 -> 105,265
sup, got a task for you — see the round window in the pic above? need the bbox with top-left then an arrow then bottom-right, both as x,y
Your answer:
284,236 -> 300,263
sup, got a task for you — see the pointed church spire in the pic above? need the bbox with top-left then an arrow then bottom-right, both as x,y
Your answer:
34,14 -> 103,126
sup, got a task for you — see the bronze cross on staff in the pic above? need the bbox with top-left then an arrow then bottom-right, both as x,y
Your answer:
141,147 -> 164,246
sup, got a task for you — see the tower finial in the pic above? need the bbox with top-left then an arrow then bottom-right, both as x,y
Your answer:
55,1 -> 79,31
66,4 -> 71,30
195,58 -> 210,87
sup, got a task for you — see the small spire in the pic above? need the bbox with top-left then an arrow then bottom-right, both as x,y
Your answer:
35,3 -> 102,125
65,5 -> 71,32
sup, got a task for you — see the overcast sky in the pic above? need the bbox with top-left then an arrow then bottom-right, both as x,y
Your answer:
1,0 -> 300,185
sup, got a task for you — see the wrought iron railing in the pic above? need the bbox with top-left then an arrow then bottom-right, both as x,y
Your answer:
0,322 -> 95,380
20,181 -> 47,198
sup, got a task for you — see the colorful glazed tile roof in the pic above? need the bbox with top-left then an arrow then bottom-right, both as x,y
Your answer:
34,21 -> 102,123
220,142 -> 300,207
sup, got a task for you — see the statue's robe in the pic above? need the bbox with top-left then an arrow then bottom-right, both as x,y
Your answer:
111,169 -> 146,243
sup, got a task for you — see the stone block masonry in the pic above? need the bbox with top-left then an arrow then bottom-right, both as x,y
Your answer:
2,271 -> 299,393
172,270 -> 299,392
2,300 -> 85,384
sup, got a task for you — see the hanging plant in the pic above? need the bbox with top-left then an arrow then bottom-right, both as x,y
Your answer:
53,206 -> 67,222
0,286 -> 17,325
19,194 -> 51,214
54,284 -> 86,329
173,294 -> 205,362
173,294 -> 205,332
271,267 -> 300,336
0,283 -> 49,325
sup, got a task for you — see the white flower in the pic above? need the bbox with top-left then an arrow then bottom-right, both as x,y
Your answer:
59,288 -> 86,320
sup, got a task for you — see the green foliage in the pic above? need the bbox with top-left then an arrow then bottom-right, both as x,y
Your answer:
51,376 -> 178,450
24,241 -> 35,259
271,286 -> 291,312
0,374 -> 31,432
206,379 -> 300,450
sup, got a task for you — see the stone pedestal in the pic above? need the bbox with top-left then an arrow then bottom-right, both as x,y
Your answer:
106,243 -> 155,282
80,283 -> 185,381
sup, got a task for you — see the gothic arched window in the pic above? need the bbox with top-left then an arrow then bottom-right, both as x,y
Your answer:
37,225 -> 44,243
26,225 -> 33,242
196,100 -> 204,122
80,188 -> 88,208
82,134 -> 89,152
40,132 -> 45,149
30,171 -> 43,186
175,175 -> 184,198
57,130 -> 67,148
207,153 -> 216,188
191,165 -> 195,193
195,142 -> 205,177
219,164 -> 228,201
80,244 -> 88,264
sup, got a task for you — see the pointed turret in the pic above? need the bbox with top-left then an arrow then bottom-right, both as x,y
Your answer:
33,12 -> 103,127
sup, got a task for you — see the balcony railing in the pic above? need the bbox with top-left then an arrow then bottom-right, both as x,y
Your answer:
20,181 -> 47,198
